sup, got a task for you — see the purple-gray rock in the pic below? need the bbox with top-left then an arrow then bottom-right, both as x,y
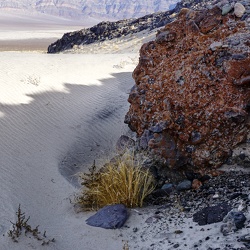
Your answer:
176,180 -> 192,191
86,204 -> 128,229
116,135 -> 135,153
161,183 -> 174,192
223,211 -> 247,229
193,203 -> 232,225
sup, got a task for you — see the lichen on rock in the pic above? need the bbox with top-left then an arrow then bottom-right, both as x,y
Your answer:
125,6 -> 250,170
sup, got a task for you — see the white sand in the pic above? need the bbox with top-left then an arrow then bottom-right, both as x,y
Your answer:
0,9 -> 98,51
0,16 -> 249,250
0,49 -> 139,249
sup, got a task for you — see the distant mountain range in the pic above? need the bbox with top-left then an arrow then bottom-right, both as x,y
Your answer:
0,0 -> 179,20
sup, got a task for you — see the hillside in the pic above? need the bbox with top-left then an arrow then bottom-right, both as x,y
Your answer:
47,0 -> 224,53
0,0 -> 179,19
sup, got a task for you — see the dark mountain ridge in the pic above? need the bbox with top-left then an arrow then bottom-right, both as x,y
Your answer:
47,0 -> 232,53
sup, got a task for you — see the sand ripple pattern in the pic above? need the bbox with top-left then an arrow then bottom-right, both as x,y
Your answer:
0,52 -> 136,249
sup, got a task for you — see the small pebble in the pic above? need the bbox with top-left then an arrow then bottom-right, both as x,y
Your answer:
161,183 -> 173,191
174,230 -> 183,234
234,2 -> 246,17
213,193 -> 220,199
177,180 -> 192,191
222,4 -> 233,15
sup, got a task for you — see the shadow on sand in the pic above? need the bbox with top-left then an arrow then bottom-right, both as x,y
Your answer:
0,71 -> 134,188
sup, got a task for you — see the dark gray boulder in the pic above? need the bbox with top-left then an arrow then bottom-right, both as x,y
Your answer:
86,204 -> 128,229
193,203 -> 232,226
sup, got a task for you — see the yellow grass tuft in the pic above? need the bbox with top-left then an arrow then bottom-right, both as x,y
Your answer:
76,152 -> 155,210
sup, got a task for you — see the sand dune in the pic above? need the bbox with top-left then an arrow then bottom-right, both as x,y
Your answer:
0,51 -> 137,249
0,9 -> 97,30
0,9 -> 98,51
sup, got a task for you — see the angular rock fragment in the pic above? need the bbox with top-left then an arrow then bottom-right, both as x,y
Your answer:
116,135 -> 135,154
86,204 -> 128,229
193,203 -> 232,225
223,211 -> 246,229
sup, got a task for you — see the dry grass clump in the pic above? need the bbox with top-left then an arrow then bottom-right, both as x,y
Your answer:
76,152 -> 155,210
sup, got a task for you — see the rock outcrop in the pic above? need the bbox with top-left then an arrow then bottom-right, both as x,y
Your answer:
47,6 -> 181,53
46,0 -> 216,53
125,5 -> 250,170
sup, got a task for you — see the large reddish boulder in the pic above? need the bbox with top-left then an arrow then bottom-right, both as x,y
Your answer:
125,6 -> 250,170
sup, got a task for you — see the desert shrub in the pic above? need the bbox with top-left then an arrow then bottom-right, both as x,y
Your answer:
76,152 -> 155,210
8,204 -> 55,245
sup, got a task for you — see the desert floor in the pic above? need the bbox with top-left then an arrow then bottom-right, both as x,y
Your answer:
0,12 -> 249,250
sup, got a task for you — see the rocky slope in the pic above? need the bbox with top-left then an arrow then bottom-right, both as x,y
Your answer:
47,0 -> 250,53
125,2 -> 250,171
46,0 -> 211,53
47,10 -> 178,53
0,0 -> 178,19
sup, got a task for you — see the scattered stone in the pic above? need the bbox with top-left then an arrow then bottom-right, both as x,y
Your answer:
193,203 -> 232,225
150,188 -> 170,199
174,230 -> 183,234
220,210 -> 247,235
210,41 -> 222,51
177,180 -> 192,191
239,234 -> 250,243
237,200 -> 247,212
161,183 -> 174,191
226,142 -> 250,167
222,4 -> 233,15
192,179 -> 202,190
145,216 -> 160,224
212,193 -> 220,199
185,171 -> 203,181
223,211 -> 247,229
234,2 -> 246,17
116,135 -> 135,154
86,204 -> 128,229
221,221 -> 235,236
